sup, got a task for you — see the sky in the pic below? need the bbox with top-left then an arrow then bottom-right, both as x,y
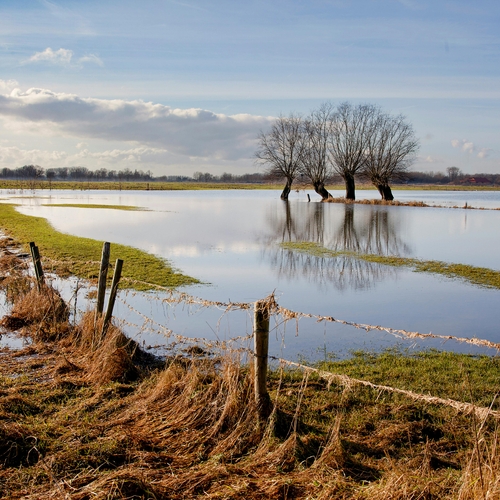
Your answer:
0,0 -> 499,177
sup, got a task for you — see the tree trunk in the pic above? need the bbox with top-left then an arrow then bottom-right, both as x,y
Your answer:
345,175 -> 356,201
376,183 -> 394,201
313,181 -> 332,201
280,178 -> 293,200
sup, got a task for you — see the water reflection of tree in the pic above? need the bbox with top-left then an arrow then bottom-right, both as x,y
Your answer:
262,202 -> 412,291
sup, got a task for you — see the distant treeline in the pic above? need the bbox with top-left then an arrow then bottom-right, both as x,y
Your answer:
406,170 -> 500,185
1,164 -> 499,185
0,165 -> 269,183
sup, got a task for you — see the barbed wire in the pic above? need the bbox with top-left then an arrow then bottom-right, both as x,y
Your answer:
271,356 -> 500,421
119,285 -> 500,352
116,295 -> 254,350
17,256 -> 500,352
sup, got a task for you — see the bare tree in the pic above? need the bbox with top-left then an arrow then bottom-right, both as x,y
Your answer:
300,103 -> 335,201
446,166 -> 462,183
255,113 -> 306,200
362,112 -> 419,200
329,102 -> 378,201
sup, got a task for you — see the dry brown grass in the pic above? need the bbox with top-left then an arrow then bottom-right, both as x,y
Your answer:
324,197 -> 430,207
1,284 -> 70,341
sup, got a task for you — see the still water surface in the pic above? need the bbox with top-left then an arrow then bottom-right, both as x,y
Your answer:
2,188 -> 500,360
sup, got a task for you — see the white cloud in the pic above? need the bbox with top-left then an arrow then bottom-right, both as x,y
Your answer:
477,148 -> 492,159
26,48 -> 74,66
78,54 -> 104,67
0,80 -> 19,92
0,86 -> 273,161
451,138 -> 493,158
23,49 -> 103,68
417,155 -> 443,163
0,145 -> 67,165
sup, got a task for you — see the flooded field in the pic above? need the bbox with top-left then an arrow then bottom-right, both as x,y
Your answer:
2,188 -> 500,360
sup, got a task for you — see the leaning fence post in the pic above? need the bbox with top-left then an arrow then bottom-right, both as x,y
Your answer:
254,299 -> 271,419
101,259 -> 123,340
94,242 -> 111,326
29,242 -> 45,289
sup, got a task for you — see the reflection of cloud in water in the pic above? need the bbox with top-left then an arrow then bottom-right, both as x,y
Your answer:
153,241 -> 261,258
261,202 -> 411,291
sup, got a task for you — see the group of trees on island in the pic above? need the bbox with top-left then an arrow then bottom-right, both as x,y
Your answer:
255,101 -> 420,201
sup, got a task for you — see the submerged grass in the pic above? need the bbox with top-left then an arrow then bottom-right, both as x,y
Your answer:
281,241 -> 500,289
0,203 -> 198,290
41,203 -> 150,211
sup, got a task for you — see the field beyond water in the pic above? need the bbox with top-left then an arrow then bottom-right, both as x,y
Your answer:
1,178 -> 500,192
1,236 -> 500,498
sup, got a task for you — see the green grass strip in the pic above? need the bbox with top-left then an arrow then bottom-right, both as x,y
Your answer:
314,348 -> 500,408
0,203 -> 198,290
281,241 -> 500,289
41,203 -> 149,211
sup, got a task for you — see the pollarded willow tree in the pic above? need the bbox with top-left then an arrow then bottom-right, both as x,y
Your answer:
254,113 -> 306,200
300,103 -> 335,201
362,112 -> 419,201
328,102 -> 379,201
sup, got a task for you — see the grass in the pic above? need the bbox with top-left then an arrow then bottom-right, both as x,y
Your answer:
41,203 -> 150,211
314,348 -> 500,409
0,179 -> 280,191
281,241 -> 500,289
0,203 -> 198,290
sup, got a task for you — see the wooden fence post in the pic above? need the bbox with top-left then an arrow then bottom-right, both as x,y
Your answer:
94,242 -> 110,327
101,259 -> 123,340
254,299 -> 272,419
29,242 -> 44,289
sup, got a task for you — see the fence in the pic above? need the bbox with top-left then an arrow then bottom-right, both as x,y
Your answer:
23,241 -> 500,421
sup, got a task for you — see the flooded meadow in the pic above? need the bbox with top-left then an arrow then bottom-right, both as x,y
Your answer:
2,188 -> 500,360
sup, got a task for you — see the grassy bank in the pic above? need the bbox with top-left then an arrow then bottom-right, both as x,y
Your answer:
0,203 -> 198,290
281,241 -> 500,289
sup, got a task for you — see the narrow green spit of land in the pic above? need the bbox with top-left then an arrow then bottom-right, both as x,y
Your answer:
281,241 -> 500,289
0,203 -> 198,290
41,203 -> 150,211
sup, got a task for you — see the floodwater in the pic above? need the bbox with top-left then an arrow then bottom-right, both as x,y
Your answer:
1,188 -> 500,360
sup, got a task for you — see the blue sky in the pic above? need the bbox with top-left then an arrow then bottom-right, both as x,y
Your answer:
0,0 -> 499,176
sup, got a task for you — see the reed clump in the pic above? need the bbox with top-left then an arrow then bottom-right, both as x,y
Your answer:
324,196 -> 430,207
